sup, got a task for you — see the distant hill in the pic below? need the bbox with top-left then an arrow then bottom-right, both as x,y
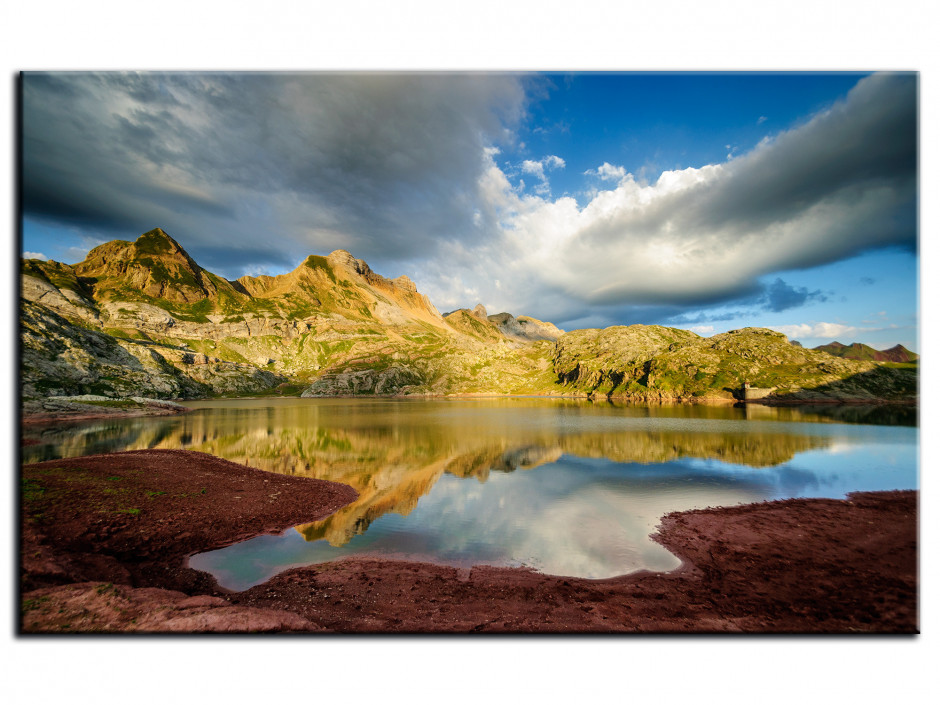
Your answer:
20,228 -> 918,404
444,304 -> 563,343
815,341 -> 918,363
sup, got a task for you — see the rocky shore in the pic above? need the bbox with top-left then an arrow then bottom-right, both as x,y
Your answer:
21,395 -> 192,425
20,450 -> 917,633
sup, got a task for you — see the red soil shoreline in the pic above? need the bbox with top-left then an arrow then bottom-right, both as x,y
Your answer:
20,449 -> 917,633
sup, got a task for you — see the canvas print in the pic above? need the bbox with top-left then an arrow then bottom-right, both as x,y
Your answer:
19,71 -> 917,633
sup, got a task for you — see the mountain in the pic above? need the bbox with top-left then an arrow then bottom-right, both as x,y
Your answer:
33,227 -> 443,327
20,228 -> 917,405
74,228 -> 233,305
552,326 -> 916,402
443,304 -> 563,343
21,228 -> 559,400
815,341 -> 918,363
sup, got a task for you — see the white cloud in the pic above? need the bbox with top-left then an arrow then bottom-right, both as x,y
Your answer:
23,251 -> 47,260
769,322 -> 862,341
688,325 -> 715,336
415,73 -> 915,326
757,115 -> 768,125
242,264 -> 277,277
521,159 -> 545,180
584,162 -> 627,182
767,321 -> 914,349
519,155 -> 566,195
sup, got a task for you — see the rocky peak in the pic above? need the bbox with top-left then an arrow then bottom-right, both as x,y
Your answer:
816,340 -> 918,363
80,228 -> 198,273
392,275 -> 417,292
471,304 -> 488,320
883,344 -> 918,362
75,228 -> 219,305
487,311 -> 563,342
138,227 -> 185,252
327,249 -> 372,277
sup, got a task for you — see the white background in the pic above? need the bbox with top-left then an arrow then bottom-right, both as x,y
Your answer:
2,2 -> 936,703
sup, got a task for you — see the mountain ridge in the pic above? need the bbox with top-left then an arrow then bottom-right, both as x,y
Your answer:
814,341 -> 918,363
20,228 -> 917,405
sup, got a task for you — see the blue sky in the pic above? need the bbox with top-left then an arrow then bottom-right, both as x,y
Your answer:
516,72 -> 869,199
21,71 -> 918,351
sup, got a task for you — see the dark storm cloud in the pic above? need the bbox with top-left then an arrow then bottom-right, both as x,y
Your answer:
22,73 -> 232,240
698,75 -> 916,231
22,72 -> 529,276
553,301 -> 755,331
664,310 -> 752,326
118,72 -> 184,106
558,278 -> 826,329
186,244 -> 298,278
760,278 -> 827,312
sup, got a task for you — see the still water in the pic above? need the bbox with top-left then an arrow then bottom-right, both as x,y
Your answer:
22,398 -> 917,590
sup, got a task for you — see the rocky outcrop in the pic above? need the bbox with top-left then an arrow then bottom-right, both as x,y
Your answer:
554,325 -> 700,384
98,301 -> 315,340
442,306 -> 563,344
20,299 -> 282,400
324,249 -> 444,325
21,395 -> 190,421
443,308 -> 506,343
302,365 -> 426,396
21,275 -> 100,325
325,248 -> 371,276
392,275 -> 418,292
487,312 -> 563,342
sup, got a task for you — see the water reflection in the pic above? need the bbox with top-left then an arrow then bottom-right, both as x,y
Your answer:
23,399 -> 835,543
25,398 -> 847,472
192,460 -> 772,590
23,398 -> 917,589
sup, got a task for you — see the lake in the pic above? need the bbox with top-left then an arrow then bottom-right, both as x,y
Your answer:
22,398 -> 918,591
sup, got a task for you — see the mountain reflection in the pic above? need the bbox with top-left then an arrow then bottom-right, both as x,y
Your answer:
23,398 -> 840,548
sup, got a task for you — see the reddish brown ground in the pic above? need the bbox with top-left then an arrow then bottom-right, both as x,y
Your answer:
20,450 -> 917,633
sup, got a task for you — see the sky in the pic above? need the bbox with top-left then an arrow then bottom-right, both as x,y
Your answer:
20,71 -> 918,351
